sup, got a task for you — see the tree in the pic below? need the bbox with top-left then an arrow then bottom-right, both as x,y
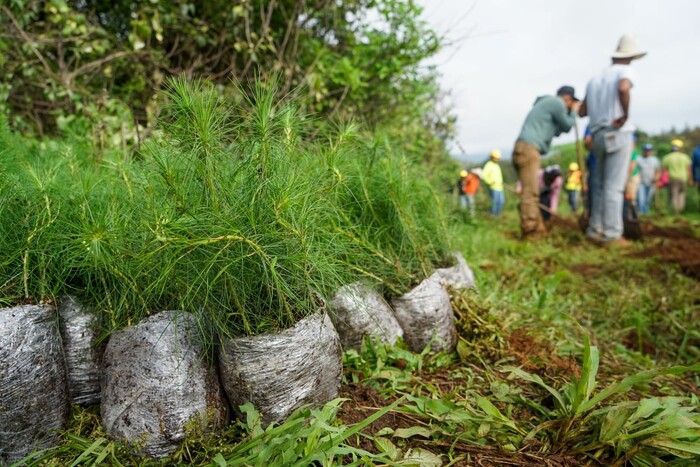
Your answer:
1,0 -> 449,151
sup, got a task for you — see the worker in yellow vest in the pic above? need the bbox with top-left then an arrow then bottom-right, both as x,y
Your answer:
565,162 -> 583,213
482,150 -> 505,216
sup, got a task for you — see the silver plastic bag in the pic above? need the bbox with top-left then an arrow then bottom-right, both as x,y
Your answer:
330,282 -> 403,351
218,310 -> 342,426
434,252 -> 475,291
391,274 -> 456,353
101,311 -> 228,458
58,295 -> 102,405
0,305 -> 69,464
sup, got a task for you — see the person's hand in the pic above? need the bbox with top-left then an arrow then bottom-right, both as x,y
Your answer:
570,101 -> 581,114
612,114 -> 628,128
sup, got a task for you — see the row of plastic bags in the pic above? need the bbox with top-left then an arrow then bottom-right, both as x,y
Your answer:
0,253 -> 473,462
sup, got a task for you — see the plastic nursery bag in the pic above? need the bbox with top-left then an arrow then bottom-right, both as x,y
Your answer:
330,282 -> 403,351
392,274 -> 457,353
101,311 -> 228,458
58,295 -> 103,405
0,305 -> 69,464
433,252 -> 476,291
218,310 -> 342,426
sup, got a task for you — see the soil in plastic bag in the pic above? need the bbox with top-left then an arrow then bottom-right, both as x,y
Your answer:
101,311 -> 228,458
218,311 -> 342,426
330,282 -> 403,351
0,305 -> 69,465
434,252 -> 475,290
58,295 -> 103,405
392,275 -> 457,353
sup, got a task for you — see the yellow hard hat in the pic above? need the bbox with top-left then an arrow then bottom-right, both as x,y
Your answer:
490,149 -> 502,160
671,139 -> 684,149
568,162 -> 579,171
460,169 -> 468,177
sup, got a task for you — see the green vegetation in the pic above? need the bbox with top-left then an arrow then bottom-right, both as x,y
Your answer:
15,208 -> 700,465
2,1 -> 700,465
0,77 -> 456,340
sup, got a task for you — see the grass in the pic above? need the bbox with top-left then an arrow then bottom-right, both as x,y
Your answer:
20,201 -> 699,465
4,78 -> 700,464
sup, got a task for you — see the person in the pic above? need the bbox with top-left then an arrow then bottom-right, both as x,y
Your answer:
583,125 -> 596,216
457,170 -> 469,209
512,85 -> 580,237
636,143 -> 661,215
565,162 -> 583,213
539,165 -> 563,219
463,168 -> 481,214
578,34 -> 646,246
482,150 -> 505,216
661,139 -> 692,213
625,136 -> 641,208
692,143 -> 700,209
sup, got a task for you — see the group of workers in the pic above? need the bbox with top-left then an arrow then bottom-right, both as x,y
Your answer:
456,34 -> 700,247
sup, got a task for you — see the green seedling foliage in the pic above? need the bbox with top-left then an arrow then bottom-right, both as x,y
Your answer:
326,127 -> 455,295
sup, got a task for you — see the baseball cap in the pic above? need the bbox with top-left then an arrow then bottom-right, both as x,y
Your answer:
642,143 -> 653,151
556,85 -> 579,102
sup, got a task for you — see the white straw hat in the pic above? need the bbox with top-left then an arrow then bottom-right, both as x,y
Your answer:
611,34 -> 647,60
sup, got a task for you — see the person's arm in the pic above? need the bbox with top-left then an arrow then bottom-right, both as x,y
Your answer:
552,100 -> 575,133
613,78 -> 632,128
654,162 -> 661,184
689,157 -> 694,186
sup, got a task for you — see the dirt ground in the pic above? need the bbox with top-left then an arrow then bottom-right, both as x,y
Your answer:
630,222 -> 700,280
545,216 -> 700,281
336,330 -> 583,466
337,380 -> 582,466
334,217 -> 699,465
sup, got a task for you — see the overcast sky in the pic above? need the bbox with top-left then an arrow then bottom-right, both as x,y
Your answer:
417,0 -> 700,159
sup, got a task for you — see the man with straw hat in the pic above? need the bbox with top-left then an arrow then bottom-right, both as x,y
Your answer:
512,86 -> 580,238
578,34 -> 646,247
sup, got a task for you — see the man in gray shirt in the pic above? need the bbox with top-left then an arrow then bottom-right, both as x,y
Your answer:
578,34 -> 646,246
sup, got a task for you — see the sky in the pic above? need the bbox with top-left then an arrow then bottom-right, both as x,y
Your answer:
417,0 -> 700,160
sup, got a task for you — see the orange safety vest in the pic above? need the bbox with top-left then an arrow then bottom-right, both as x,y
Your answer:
463,174 -> 480,195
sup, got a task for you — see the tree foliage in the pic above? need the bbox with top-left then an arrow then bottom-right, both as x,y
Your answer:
0,0 -> 453,159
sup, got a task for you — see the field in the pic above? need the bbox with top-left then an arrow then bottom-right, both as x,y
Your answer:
21,200 -> 700,466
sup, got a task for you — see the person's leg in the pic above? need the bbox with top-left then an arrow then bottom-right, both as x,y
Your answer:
566,190 -> 575,212
670,180 -> 681,213
587,134 -> 606,238
679,182 -> 686,212
639,184 -> 654,214
466,194 -> 475,214
647,186 -> 655,214
513,141 -> 544,234
489,188 -> 496,215
494,190 -> 504,216
637,184 -> 648,214
601,131 -> 632,240
459,194 -> 467,209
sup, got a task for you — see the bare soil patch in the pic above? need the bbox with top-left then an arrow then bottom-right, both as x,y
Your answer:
506,329 -> 580,380
629,223 -> 700,280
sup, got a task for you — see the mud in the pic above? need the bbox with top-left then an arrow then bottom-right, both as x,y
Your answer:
630,223 -> 700,280
506,329 -> 581,380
